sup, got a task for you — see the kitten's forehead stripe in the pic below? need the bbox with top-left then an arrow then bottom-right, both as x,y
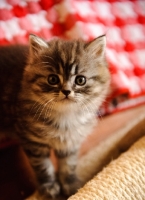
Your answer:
74,65 -> 78,75
64,62 -> 74,80
70,64 -> 76,75
44,40 -> 83,78
69,41 -> 78,64
59,63 -> 63,75
54,41 -> 77,79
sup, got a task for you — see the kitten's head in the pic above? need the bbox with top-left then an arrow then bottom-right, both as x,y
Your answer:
23,34 -> 110,114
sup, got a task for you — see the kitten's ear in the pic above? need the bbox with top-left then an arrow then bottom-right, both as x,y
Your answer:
86,35 -> 106,57
29,34 -> 48,57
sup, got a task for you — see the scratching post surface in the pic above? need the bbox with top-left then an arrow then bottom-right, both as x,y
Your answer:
69,136 -> 145,200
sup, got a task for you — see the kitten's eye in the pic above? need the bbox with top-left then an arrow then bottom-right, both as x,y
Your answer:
75,76 -> 86,86
48,74 -> 60,85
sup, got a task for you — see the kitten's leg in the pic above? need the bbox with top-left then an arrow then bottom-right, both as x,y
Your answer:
23,142 -> 60,198
55,150 -> 82,196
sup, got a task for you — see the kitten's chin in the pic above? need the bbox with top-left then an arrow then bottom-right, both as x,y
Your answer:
58,97 -> 75,103
55,97 -> 77,112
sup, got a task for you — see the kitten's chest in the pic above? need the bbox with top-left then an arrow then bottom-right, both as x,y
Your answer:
51,111 -> 92,132
23,108 -> 96,150
43,111 -> 96,150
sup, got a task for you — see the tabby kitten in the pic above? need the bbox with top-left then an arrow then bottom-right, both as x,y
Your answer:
0,34 -> 110,198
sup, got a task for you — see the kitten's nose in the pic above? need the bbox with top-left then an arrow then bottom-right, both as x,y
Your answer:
62,90 -> 71,96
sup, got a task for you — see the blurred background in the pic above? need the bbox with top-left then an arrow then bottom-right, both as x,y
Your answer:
0,1 -> 145,200
0,0 -> 145,115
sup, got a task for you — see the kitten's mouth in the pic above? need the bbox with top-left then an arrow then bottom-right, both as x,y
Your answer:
62,97 -> 70,101
60,97 -> 74,102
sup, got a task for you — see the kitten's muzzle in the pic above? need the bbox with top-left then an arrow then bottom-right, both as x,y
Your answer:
62,90 -> 71,97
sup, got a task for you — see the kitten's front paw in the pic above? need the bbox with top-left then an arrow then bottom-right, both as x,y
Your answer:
61,175 -> 82,197
39,181 -> 60,199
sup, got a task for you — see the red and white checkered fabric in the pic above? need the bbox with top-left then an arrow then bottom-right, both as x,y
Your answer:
0,0 -> 145,115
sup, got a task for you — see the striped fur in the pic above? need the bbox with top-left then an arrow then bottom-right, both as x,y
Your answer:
0,34 -> 110,198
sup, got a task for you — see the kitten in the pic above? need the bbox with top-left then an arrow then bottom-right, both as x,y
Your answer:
0,34 -> 110,198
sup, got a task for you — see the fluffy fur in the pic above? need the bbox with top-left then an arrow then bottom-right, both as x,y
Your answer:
0,34 -> 110,198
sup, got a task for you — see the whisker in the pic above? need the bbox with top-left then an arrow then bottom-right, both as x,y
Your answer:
48,101 -> 56,119
36,98 -> 55,122
33,99 -> 48,120
75,94 -> 96,115
44,98 -> 56,120
83,99 -> 97,114
75,95 -> 90,115
29,96 -> 48,116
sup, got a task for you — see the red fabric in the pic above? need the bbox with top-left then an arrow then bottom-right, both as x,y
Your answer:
12,5 -> 28,17
39,0 -> 54,10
